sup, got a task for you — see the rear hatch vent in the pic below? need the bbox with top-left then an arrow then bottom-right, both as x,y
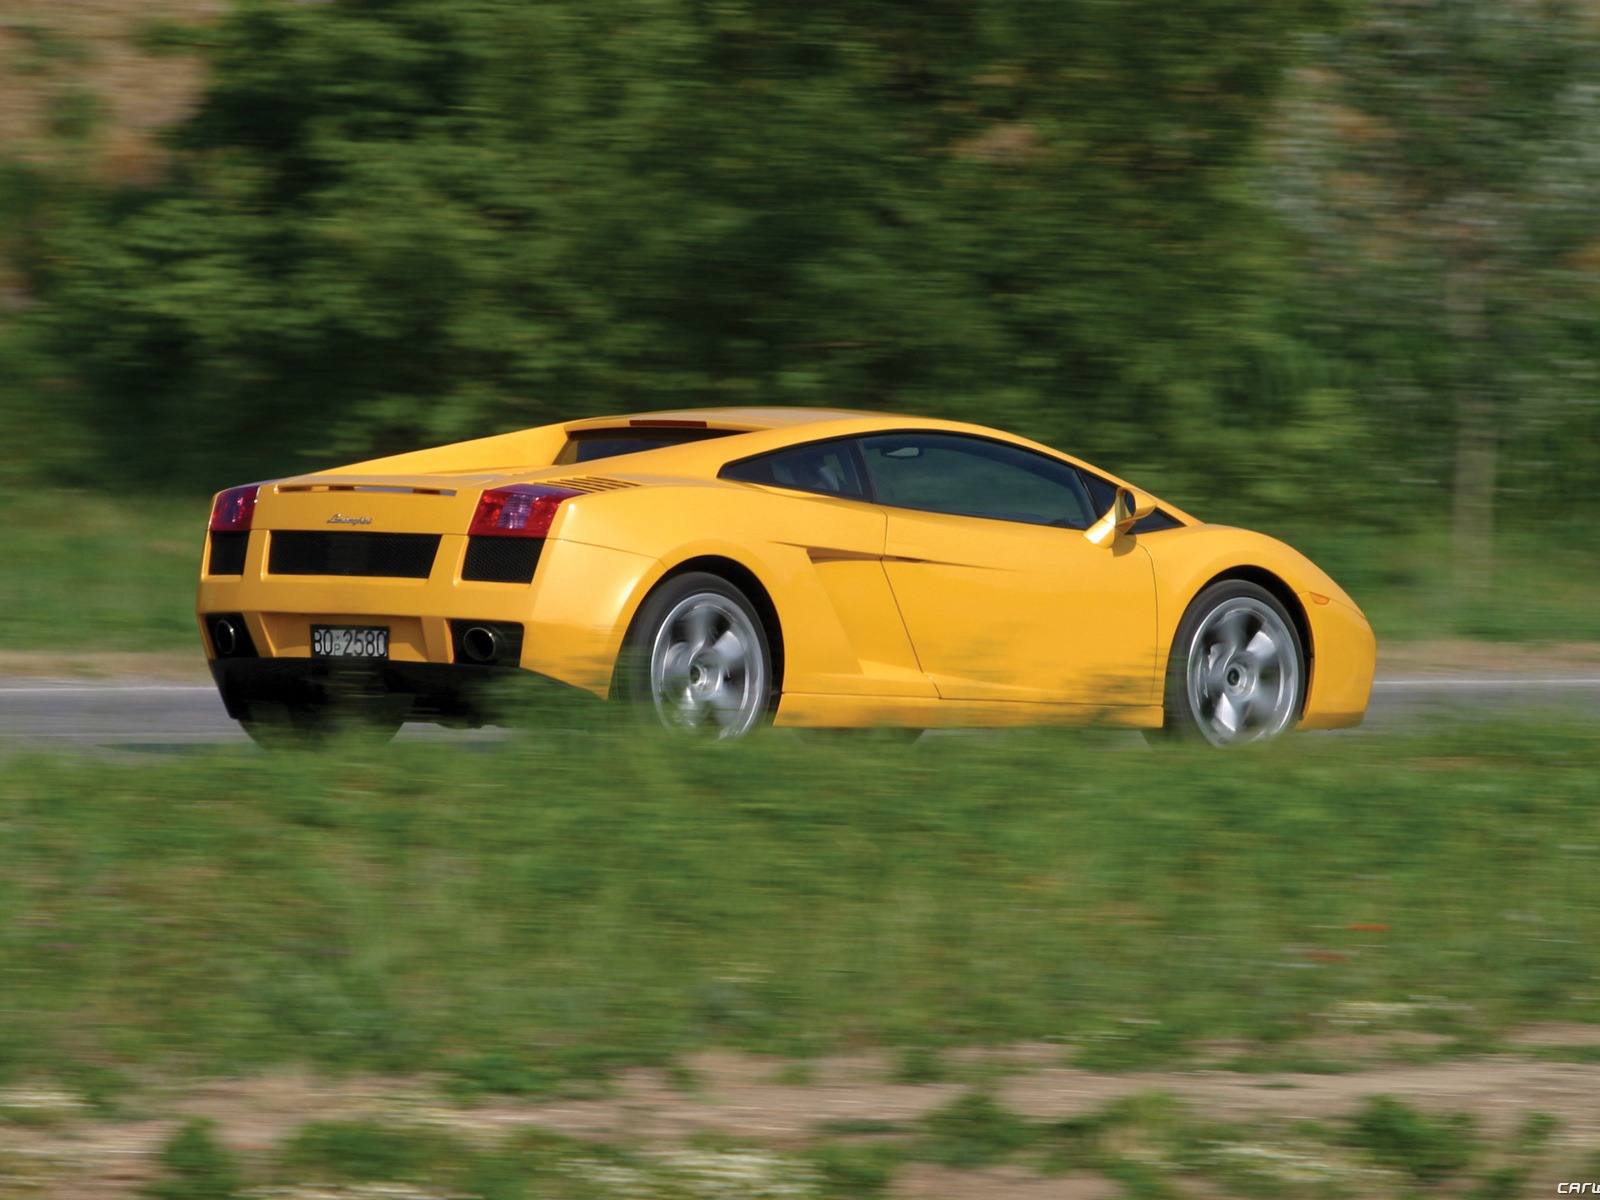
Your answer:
268,532 -> 440,578
276,484 -> 458,496
541,476 -> 640,493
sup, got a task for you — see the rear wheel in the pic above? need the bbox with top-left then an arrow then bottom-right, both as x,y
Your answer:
623,572 -> 775,739
1160,580 -> 1304,746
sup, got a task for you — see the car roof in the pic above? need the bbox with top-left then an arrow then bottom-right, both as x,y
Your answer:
562,407 -> 879,432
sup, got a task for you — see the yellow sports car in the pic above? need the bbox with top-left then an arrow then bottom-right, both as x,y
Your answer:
197,408 -> 1374,746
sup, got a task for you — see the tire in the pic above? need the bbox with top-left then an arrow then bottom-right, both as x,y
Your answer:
622,572 -> 776,739
1159,580 -> 1305,746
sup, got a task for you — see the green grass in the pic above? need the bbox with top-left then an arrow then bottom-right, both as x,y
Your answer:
1273,518 -> 1600,643
0,488 -> 204,654
1,718 -> 1598,1090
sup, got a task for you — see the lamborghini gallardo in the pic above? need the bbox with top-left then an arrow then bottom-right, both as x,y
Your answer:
197,408 -> 1375,746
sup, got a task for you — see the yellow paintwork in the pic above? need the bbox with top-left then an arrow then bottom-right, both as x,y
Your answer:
197,408 -> 1375,730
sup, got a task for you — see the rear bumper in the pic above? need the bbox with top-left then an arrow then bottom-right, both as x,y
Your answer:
208,657 -> 574,725
197,535 -> 659,698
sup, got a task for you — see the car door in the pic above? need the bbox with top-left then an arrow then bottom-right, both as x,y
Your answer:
857,431 -> 1159,707
719,437 -> 935,698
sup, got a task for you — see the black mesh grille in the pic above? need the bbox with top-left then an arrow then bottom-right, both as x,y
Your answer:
208,531 -> 250,575
268,531 -> 440,578
462,537 -> 543,584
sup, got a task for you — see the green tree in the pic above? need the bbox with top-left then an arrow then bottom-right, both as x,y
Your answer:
31,0 -> 1338,494
1269,0 -> 1600,583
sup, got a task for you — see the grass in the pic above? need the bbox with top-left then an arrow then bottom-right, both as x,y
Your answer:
1273,517 -> 1600,643
0,487 -> 204,654
1,717 -> 1598,1090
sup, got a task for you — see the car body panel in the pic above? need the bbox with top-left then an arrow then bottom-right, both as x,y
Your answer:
197,407 -> 1374,732
879,508 -> 1159,706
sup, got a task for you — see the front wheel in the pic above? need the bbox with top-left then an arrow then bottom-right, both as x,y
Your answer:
1160,580 -> 1305,746
623,572 -> 775,739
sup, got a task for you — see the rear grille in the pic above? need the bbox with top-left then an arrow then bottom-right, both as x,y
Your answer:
207,531 -> 250,575
462,537 -> 543,584
268,531 -> 440,578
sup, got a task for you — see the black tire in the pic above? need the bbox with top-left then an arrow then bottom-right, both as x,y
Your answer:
622,572 -> 776,738
1157,579 -> 1305,746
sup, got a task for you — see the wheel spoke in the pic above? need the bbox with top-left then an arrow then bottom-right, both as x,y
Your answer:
679,604 -> 717,655
706,676 -> 745,715
709,628 -> 747,673
1243,628 -> 1279,668
1235,689 -> 1260,731
1214,607 -> 1251,657
1213,692 -> 1240,736
659,642 -> 694,689
1203,646 -> 1229,695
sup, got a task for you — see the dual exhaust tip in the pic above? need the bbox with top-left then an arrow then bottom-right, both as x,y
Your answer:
208,614 -> 257,659
450,620 -> 524,668
212,618 -> 241,657
459,625 -> 502,664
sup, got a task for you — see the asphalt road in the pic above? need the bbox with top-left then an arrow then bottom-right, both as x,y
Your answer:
0,672 -> 1596,752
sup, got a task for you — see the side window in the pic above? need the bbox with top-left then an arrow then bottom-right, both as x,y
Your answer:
719,439 -> 867,498
856,433 -> 1094,529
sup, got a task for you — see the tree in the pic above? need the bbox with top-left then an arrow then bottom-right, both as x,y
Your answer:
32,0 -> 1339,494
1269,0 -> 1600,585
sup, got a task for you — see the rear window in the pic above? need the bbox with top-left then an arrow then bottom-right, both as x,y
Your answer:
556,427 -> 735,465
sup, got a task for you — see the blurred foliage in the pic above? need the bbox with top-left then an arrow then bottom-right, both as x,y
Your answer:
7,0 -> 1342,502
1268,0 -> 1600,567
2,719 -> 1599,1078
143,1118 -> 242,1200
0,0 -> 1598,543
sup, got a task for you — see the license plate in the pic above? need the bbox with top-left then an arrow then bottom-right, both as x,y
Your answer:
310,625 -> 389,659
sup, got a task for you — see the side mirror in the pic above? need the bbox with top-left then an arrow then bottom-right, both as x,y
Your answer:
1084,487 -> 1157,546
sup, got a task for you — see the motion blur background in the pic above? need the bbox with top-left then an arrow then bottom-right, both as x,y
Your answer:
4,0 -> 1600,600
3,4 -> 1600,1198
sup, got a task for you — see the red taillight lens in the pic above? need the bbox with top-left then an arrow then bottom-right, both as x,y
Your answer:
468,485 -> 583,538
209,484 -> 263,532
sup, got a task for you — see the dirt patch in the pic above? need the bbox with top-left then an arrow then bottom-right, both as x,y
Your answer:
5,1042 -> 1600,1198
891,1163 -> 1121,1199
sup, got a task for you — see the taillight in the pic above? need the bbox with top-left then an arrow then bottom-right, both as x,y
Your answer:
209,484 -> 263,532
468,485 -> 583,538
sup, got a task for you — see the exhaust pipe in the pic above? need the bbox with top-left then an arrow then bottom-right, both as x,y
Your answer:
211,618 -> 240,657
460,625 -> 501,664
